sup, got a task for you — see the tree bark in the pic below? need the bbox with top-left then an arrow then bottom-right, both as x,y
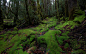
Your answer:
55,0 -> 57,19
65,0 -> 69,17
68,0 -> 77,20
0,0 -> 3,31
44,0 -> 47,17
41,0 -> 44,19
25,0 -> 31,25
37,0 -> 41,21
55,0 -> 59,20
0,0 -> 2,24
15,0 -> 19,24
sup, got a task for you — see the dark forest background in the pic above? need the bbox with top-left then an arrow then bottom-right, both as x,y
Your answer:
0,0 -> 86,31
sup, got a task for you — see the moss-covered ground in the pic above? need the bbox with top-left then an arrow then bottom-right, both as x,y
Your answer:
0,15 -> 86,54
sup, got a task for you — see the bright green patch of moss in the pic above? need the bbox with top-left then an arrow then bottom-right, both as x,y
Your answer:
73,15 -> 85,23
37,30 -> 63,53
19,29 -> 37,35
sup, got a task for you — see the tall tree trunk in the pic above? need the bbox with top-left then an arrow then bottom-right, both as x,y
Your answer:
37,0 -> 41,21
68,0 -> 77,20
53,0 -> 55,11
55,0 -> 59,20
57,0 -> 59,20
3,0 -> 7,18
55,0 -> 57,19
25,0 -> 31,25
0,0 -> 2,23
44,0 -> 47,17
65,0 -> 69,17
47,0 -> 49,16
15,1 -> 19,24
53,0 -> 55,16
41,0 -> 44,19
47,0 -> 52,16
0,0 -> 3,31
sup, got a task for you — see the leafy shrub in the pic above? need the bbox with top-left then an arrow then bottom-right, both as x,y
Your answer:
64,43 -> 69,48
58,40 -> 63,45
74,10 -> 84,15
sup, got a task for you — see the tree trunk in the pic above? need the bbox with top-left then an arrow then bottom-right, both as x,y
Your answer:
41,0 -> 44,19
0,0 -> 3,31
68,0 -> 77,20
15,1 -> 19,24
55,0 -> 57,19
37,0 -> 41,21
44,0 -> 47,17
55,0 -> 59,20
25,0 -> 31,25
57,0 -> 59,20
65,0 -> 69,17
47,0 -> 52,16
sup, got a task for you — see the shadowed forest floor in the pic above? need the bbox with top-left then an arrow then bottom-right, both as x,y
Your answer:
0,15 -> 86,54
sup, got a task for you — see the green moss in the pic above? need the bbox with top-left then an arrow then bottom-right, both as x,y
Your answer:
62,31 -> 70,36
30,41 -> 35,47
15,49 -> 28,54
14,27 -> 18,31
73,15 -> 85,23
7,41 -> 21,54
58,40 -> 63,45
71,49 -> 85,54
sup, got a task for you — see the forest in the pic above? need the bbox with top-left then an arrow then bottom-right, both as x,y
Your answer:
0,0 -> 86,54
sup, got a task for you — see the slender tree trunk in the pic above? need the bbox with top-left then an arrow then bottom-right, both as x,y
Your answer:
15,1 -> 19,24
0,0 -> 2,24
55,0 -> 59,20
53,0 -> 55,11
65,0 -> 69,17
47,0 -> 49,16
25,0 -> 31,25
47,0 -> 51,16
50,0 -> 52,16
44,0 -> 47,17
37,0 -> 41,21
57,0 -> 59,20
41,0 -> 44,19
55,0 -> 57,18
53,0 -> 55,16
0,0 -> 3,31
3,0 -> 7,19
